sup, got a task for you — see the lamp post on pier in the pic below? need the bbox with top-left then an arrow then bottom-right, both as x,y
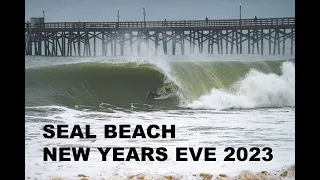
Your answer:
239,2 -> 243,54
117,9 -> 119,22
239,3 -> 242,26
143,6 -> 146,27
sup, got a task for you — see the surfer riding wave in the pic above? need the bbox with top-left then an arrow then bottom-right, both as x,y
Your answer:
146,90 -> 161,100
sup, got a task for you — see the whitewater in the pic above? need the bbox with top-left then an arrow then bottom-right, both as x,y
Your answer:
25,54 -> 295,180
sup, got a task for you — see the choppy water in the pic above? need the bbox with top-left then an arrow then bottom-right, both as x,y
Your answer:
25,55 -> 295,179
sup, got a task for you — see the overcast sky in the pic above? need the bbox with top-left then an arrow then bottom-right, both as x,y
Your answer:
25,0 -> 294,22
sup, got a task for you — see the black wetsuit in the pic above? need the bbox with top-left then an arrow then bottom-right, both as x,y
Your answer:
146,91 -> 160,100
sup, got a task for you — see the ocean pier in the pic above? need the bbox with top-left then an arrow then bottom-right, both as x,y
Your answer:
25,17 -> 295,56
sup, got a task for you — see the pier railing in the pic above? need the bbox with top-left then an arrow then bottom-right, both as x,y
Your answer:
25,17 -> 294,29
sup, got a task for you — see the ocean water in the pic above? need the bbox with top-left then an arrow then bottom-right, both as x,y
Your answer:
26,0 -> 295,179
25,54 -> 295,180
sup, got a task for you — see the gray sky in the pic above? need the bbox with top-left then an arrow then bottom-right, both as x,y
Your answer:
25,0 -> 294,22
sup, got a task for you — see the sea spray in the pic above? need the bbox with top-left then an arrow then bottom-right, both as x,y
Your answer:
187,61 -> 295,110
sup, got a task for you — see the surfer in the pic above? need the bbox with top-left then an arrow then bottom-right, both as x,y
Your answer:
146,90 -> 161,100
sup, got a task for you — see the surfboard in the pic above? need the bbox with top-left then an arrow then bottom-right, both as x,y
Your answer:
155,97 -> 166,100
155,95 -> 171,100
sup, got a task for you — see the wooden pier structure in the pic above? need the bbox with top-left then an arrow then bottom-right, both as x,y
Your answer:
25,17 -> 295,56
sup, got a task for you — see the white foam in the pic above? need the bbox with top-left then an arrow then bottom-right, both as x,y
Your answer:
187,61 -> 295,110
25,105 -> 295,179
